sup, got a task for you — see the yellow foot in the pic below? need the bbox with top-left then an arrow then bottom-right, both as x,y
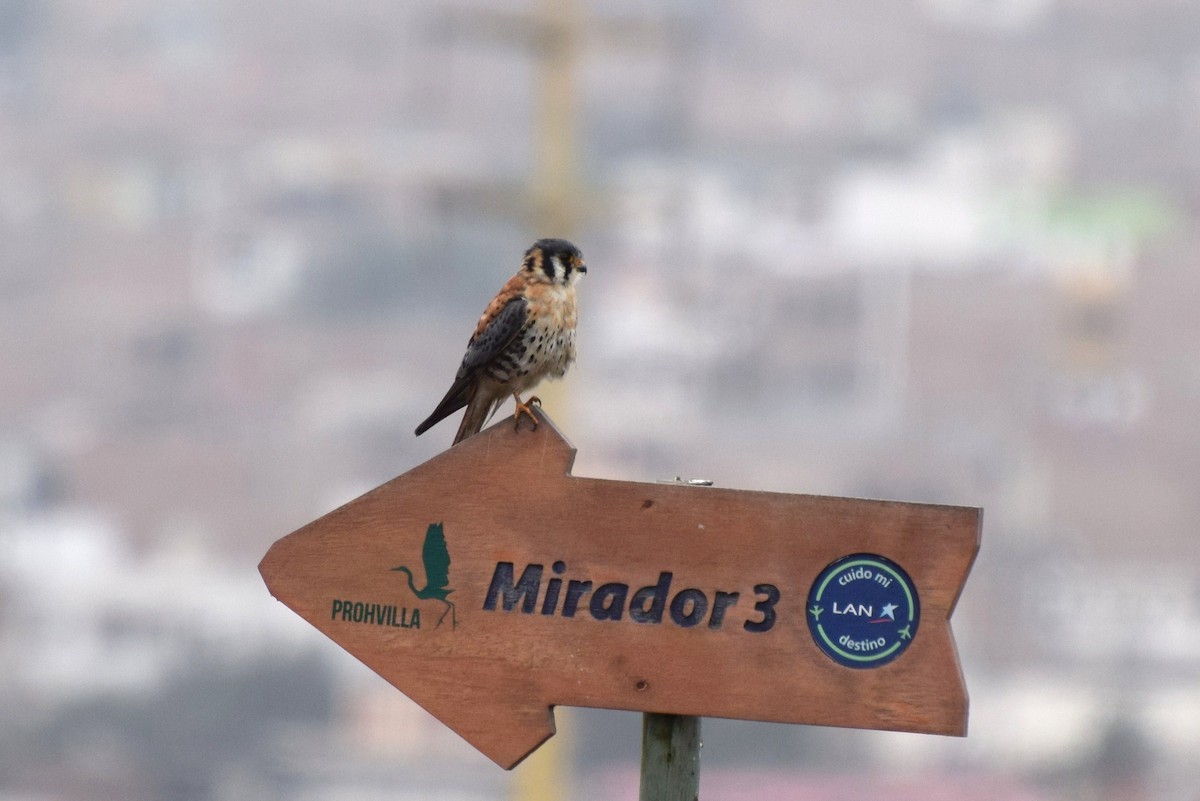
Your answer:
512,395 -> 541,432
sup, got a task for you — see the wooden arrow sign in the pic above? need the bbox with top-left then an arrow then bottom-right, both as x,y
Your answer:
259,409 -> 980,769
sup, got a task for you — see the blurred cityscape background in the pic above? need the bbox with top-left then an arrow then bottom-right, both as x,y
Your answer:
2,0 -> 1199,799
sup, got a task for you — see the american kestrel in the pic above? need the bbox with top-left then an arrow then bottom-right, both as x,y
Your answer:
414,238 -> 586,445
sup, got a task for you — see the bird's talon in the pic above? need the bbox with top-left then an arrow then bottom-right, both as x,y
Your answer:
512,396 -> 540,432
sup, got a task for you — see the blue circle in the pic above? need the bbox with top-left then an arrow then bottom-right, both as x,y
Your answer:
806,553 -> 920,669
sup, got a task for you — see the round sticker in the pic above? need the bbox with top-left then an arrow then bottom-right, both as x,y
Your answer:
806,554 -> 919,669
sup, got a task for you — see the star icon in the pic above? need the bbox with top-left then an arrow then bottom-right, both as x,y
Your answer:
879,602 -> 898,620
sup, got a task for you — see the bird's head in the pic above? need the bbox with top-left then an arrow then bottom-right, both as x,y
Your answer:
522,238 -> 586,286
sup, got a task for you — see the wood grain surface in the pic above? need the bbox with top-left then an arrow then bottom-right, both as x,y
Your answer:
259,408 -> 981,769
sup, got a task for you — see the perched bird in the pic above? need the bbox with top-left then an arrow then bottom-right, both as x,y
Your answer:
415,238 -> 586,445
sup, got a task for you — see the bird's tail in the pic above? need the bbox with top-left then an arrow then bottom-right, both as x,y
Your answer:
453,394 -> 498,445
414,393 -> 466,437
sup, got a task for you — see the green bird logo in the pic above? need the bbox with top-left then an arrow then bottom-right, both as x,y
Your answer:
392,522 -> 457,629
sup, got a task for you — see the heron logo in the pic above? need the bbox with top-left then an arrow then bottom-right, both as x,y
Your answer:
391,522 -> 457,629
328,522 -> 457,631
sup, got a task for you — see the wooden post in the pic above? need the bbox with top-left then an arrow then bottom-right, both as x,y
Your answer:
640,713 -> 700,801
639,478 -> 709,801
